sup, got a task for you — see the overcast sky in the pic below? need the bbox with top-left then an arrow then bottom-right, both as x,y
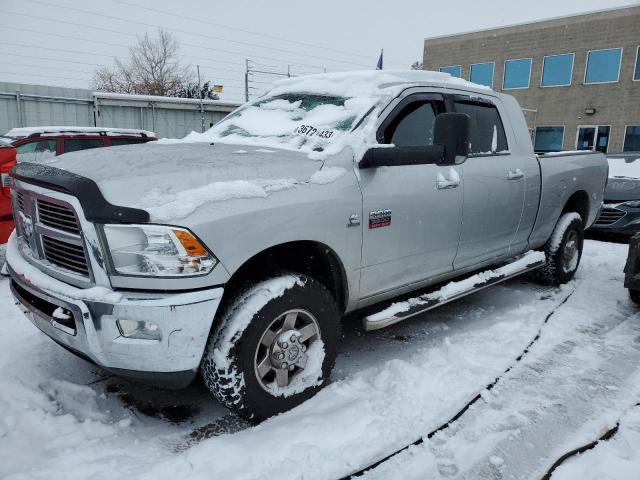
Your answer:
0,0 -> 637,101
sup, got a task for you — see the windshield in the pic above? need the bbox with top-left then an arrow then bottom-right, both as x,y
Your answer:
206,93 -> 375,152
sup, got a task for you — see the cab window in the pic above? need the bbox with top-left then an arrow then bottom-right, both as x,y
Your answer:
15,140 -> 57,163
453,99 -> 508,155
383,100 -> 445,147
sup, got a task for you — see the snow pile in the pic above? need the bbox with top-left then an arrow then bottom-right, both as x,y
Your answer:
160,70 -> 489,160
367,250 -> 545,324
607,157 -> 640,179
5,232 -> 122,303
552,406 -> 640,480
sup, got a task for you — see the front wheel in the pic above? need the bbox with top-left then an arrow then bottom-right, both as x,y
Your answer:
201,273 -> 341,421
535,212 -> 584,286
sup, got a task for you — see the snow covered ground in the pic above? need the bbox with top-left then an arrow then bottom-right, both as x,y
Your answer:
1,240 -> 639,480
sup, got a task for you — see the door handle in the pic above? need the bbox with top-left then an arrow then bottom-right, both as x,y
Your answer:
436,169 -> 461,190
507,169 -> 524,180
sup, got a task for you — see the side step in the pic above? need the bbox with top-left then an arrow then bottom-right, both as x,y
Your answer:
364,250 -> 546,331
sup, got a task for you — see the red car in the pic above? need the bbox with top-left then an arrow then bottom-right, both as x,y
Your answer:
0,139 -> 16,243
0,127 -> 157,244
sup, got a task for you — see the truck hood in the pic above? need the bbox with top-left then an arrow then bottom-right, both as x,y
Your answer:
604,177 -> 640,202
49,142 -> 326,220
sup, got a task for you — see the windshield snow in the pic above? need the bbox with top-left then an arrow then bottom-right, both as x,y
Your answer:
204,93 -> 374,153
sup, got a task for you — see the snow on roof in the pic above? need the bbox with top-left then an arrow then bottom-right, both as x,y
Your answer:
267,69 -> 491,97
94,91 -> 242,109
167,70 -> 492,160
4,126 -> 156,138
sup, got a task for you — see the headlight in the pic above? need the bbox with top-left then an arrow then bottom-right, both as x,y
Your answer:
103,224 -> 217,277
622,200 -> 640,209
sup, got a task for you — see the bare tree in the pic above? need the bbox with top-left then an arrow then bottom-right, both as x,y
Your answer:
93,29 -> 194,96
411,61 -> 424,70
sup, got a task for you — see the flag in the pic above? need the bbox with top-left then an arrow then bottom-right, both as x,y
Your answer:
376,49 -> 384,70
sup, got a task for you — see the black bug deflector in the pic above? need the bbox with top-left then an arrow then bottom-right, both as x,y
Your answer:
11,162 -> 150,224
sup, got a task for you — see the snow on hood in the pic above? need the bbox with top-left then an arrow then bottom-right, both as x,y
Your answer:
159,70 -> 489,160
47,142 -> 328,221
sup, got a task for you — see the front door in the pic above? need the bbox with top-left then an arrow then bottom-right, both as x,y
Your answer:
358,93 -> 463,300
452,96 -> 526,269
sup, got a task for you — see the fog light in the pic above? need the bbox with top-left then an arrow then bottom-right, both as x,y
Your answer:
117,319 -> 162,341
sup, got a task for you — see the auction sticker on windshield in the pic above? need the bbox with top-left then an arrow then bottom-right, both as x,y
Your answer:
293,125 -> 335,139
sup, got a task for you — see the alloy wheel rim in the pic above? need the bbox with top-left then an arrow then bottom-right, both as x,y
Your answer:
254,309 -> 321,393
562,230 -> 579,272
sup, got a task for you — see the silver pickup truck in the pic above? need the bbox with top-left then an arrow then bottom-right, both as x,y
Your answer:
6,71 -> 607,420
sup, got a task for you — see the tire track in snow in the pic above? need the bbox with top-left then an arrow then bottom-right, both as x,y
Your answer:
341,285 -> 578,479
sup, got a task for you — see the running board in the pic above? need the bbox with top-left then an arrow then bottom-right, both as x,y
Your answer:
364,251 -> 546,331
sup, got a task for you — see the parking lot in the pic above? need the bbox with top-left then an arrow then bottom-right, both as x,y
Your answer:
1,239 -> 639,480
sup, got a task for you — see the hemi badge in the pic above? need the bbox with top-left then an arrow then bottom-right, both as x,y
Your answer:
369,209 -> 391,229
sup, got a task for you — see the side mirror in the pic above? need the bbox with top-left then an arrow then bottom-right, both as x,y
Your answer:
359,145 -> 445,169
434,112 -> 470,165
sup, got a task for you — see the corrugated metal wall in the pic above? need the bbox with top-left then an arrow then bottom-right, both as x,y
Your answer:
0,81 -> 240,138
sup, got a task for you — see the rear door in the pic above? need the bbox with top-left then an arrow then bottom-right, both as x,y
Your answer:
358,91 -> 463,301
452,95 -> 526,269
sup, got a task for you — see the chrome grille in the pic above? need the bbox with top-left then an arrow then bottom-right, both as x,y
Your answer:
15,191 -> 25,212
594,207 -> 626,227
41,236 -> 89,275
37,199 -> 81,235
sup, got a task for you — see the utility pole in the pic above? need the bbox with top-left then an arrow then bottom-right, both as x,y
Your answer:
244,59 -> 250,102
197,64 -> 205,133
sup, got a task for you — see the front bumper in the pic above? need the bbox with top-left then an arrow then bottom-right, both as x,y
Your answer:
590,204 -> 640,235
9,264 -> 223,388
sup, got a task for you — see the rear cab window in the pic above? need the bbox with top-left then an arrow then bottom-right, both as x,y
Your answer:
453,97 -> 509,155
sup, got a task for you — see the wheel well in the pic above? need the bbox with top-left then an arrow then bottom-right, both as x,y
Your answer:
562,191 -> 590,226
221,241 -> 348,313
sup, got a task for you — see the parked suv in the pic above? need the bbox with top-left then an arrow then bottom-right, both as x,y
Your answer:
6,71 -> 608,421
1,126 -> 157,163
591,154 -> 640,235
0,127 -> 157,243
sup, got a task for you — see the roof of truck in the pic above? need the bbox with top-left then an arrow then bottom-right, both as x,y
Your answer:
4,126 -> 157,139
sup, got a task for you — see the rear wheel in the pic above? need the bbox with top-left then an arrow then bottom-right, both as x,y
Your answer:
629,289 -> 640,305
536,213 -> 584,286
201,273 -> 341,421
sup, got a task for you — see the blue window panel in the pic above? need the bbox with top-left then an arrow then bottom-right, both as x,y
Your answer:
470,63 -> 494,88
534,126 -> 564,152
625,126 -> 640,152
634,47 -> 640,81
503,58 -> 532,89
541,54 -> 574,87
585,48 -> 622,84
439,66 -> 462,78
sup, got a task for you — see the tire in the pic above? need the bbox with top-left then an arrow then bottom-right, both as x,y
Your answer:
629,289 -> 640,305
201,273 -> 341,421
535,213 -> 584,286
